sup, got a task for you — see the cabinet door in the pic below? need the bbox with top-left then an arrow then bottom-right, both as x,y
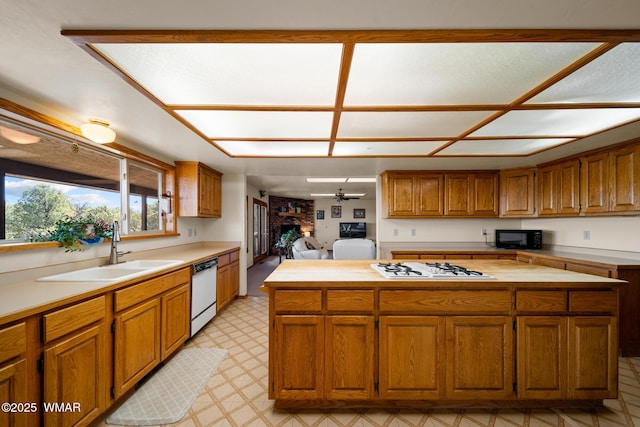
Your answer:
0,359 -> 28,427
230,260 -> 240,300
444,174 -> 473,216
325,316 -> 374,399
500,168 -> 536,217
517,317 -> 566,399
43,324 -> 107,427
198,166 -> 215,216
384,173 -> 416,217
217,263 -> 231,311
161,284 -> 190,360
538,165 -> 557,215
379,316 -> 445,399
473,173 -> 499,217
113,298 -> 161,398
445,316 -> 514,399
272,315 -> 324,400
415,174 -> 444,216
580,152 -> 609,214
610,145 -> 640,212
568,317 -> 617,399
557,160 -> 580,215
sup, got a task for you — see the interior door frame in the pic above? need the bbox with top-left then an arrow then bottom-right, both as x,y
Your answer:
252,198 -> 269,264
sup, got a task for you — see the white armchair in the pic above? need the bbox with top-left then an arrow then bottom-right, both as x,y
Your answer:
332,238 -> 376,259
292,237 -> 330,259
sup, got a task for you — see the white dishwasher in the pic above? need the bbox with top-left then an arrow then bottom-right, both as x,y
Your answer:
191,257 -> 218,336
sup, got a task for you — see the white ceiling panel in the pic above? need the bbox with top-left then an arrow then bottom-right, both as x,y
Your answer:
527,43 -> 640,104
471,108 -> 640,136
344,43 -> 599,106
217,141 -> 330,156
338,111 -> 496,138
95,43 -> 343,105
332,140 -> 447,156
438,138 -> 573,155
177,110 -> 334,138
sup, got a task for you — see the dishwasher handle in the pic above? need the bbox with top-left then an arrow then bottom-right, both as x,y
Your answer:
193,257 -> 218,274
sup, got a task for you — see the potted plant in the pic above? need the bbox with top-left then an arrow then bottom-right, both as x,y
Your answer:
278,228 -> 301,259
38,216 -> 113,252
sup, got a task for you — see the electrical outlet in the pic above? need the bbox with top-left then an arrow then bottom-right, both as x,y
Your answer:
583,230 -> 590,240
393,228 -> 398,237
481,228 -> 487,236
411,229 -> 416,237
188,228 -> 193,237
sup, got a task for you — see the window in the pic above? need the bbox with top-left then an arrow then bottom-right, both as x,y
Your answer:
0,115 -> 169,244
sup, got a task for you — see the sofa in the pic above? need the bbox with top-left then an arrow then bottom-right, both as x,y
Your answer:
292,236 -> 330,259
332,238 -> 376,259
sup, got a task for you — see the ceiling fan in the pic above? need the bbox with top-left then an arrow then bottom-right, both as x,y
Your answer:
335,188 -> 359,204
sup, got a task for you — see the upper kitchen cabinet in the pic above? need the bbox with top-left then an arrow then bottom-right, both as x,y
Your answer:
609,144 -> 640,213
175,161 -> 223,218
537,159 -> 580,217
381,171 -> 497,218
499,168 -> 536,217
580,152 -> 609,214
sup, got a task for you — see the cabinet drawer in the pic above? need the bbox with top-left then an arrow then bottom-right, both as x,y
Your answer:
565,262 -> 612,278
115,268 -> 190,312
533,258 -> 566,270
217,253 -> 230,267
43,296 -> 105,343
274,290 -> 322,313
516,291 -> 566,312
379,290 -> 512,314
569,290 -> 617,313
327,290 -> 374,312
0,322 -> 26,362
229,250 -> 239,263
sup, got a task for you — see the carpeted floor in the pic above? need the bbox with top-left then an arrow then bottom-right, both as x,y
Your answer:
246,256 -> 280,297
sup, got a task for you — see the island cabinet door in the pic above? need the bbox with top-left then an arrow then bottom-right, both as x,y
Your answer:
568,317 -> 618,399
445,316 -> 514,399
379,316 -> 445,399
325,316 -> 375,400
272,315 -> 325,400
516,317 -> 567,399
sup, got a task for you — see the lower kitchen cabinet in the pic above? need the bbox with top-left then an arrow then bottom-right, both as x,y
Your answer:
379,316 -> 444,399
42,296 -> 108,427
161,283 -> 190,359
0,322 -> 30,427
217,249 -> 240,312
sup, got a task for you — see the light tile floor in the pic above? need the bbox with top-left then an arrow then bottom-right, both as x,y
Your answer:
103,297 -> 640,427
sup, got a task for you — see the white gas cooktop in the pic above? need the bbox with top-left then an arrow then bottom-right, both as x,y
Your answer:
371,262 -> 494,280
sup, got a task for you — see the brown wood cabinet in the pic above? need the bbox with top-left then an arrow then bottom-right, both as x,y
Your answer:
113,268 -> 190,398
382,171 -> 497,218
217,249 -> 240,312
609,144 -> 640,212
0,322 -> 30,427
175,161 -> 222,218
580,152 -> 609,214
500,168 -> 536,217
42,296 -> 108,427
538,159 -> 580,216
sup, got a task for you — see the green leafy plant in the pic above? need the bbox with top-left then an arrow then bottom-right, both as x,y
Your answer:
277,229 -> 301,259
37,216 -> 113,252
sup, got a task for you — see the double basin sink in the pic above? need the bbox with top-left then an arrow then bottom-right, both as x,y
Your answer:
37,259 -> 184,282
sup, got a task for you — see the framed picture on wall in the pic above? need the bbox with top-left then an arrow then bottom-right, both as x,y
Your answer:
331,205 -> 342,218
316,210 -> 324,220
353,208 -> 365,219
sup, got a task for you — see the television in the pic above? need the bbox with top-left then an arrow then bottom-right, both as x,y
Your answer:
339,222 -> 366,239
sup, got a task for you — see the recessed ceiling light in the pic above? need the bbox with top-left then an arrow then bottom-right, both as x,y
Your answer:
305,177 -> 347,183
346,177 -> 376,183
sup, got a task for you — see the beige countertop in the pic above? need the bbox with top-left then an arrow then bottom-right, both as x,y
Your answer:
263,259 -> 625,289
0,241 -> 240,325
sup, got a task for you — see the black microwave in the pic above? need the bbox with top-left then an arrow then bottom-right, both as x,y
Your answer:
495,229 -> 542,249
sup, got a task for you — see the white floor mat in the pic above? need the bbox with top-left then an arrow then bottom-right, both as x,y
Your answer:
106,347 -> 228,425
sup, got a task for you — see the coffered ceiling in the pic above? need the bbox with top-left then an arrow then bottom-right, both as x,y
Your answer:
64,30 -> 640,159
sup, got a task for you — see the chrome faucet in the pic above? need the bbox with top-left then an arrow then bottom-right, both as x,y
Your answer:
108,221 -> 130,264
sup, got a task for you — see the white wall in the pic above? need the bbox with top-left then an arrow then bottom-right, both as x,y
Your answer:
202,173 -> 247,295
313,198 -> 377,248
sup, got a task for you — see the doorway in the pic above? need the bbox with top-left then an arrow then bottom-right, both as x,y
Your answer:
252,198 -> 269,264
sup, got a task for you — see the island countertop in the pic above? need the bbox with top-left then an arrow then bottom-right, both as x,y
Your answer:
263,259 -> 625,289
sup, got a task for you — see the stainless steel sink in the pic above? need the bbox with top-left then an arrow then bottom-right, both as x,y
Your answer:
37,259 -> 183,282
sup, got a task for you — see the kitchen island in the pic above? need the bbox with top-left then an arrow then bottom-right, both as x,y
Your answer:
263,259 -> 624,409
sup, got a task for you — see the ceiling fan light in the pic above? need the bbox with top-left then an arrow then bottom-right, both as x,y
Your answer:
81,118 -> 116,144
